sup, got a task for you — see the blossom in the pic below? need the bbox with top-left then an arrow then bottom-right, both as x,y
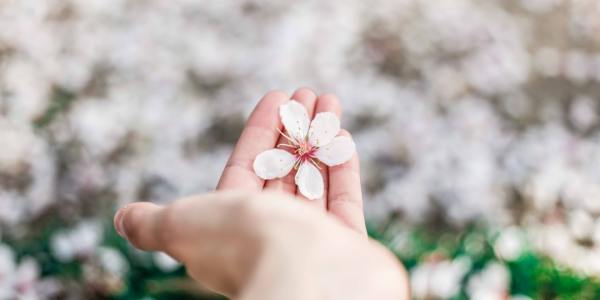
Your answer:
467,261 -> 510,300
410,256 -> 472,299
253,100 -> 356,200
494,226 -> 526,261
0,244 -> 45,300
50,222 -> 103,262
97,247 -> 129,277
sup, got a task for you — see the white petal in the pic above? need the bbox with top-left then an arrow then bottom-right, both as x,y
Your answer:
295,162 -> 324,200
280,100 -> 310,142
314,136 -> 355,166
308,112 -> 340,147
253,149 -> 296,180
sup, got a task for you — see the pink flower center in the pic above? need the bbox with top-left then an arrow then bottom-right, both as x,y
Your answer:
295,141 -> 317,163
276,128 -> 321,170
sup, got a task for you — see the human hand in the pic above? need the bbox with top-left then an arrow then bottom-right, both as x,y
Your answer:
216,88 -> 366,234
113,191 -> 409,299
113,89 -> 409,299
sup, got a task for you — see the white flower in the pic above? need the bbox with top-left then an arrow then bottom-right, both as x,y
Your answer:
411,256 -> 472,299
253,100 -> 356,200
520,0 -> 561,14
567,209 -> 594,240
569,95 -> 598,132
97,247 -> 129,277
494,226 -> 526,261
0,244 -> 43,300
467,262 -> 510,300
50,222 -> 103,262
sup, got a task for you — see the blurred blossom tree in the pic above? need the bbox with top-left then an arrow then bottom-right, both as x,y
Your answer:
1,0 -> 600,299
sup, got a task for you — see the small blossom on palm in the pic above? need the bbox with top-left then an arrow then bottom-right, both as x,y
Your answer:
253,100 -> 356,200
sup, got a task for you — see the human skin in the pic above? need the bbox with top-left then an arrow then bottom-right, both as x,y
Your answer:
113,89 -> 410,299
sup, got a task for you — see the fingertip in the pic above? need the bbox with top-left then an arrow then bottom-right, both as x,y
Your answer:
319,93 -> 338,99
250,90 -> 289,125
219,90 -> 290,191
333,129 -> 359,166
257,90 -> 288,112
113,205 -> 128,238
292,87 -> 317,101
119,202 -> 163,250
337,128 -> 351,137
291,87 -> 318,115
316,93 -> 342,119
262,90 -> 289,103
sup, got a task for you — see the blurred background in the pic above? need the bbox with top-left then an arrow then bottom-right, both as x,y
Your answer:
1,0 -> 600,299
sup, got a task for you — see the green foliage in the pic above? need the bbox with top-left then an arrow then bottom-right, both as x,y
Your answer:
34,86 -> 76,129
3,217 -> 600,299
371,220 -> 600,300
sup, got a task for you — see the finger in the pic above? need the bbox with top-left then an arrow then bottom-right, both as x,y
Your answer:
327,130 -> 366,235
114,202 -> 166,251
264,88 -> 317,195
114,193 -> 257,296
217,91 -> 289,191
296,93 -> 342,209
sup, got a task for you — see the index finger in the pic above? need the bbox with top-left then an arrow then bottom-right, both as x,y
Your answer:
217,91 -> 289,191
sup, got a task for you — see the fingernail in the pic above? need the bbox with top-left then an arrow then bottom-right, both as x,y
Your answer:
114,205 -> 128,239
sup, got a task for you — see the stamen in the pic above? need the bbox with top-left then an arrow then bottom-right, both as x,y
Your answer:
277,143 -> 296,149
309,158 -> 322,170
293,158 -> 302,170
277,128 -> 298,145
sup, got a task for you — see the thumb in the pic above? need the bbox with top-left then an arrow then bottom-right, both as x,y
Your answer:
114,202 -> 166,252
113,193 -> 245,257
112,192 -> 276,296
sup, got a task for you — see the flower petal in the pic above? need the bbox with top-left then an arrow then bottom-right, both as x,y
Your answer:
295,162 -> 324,200
280,100 -> 310,142
308,112 -> 340,147
314,136 -> 355,166
253,149 -> 297,180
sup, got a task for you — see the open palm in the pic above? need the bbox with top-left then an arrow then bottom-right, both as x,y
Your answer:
216,88 -> 366,234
